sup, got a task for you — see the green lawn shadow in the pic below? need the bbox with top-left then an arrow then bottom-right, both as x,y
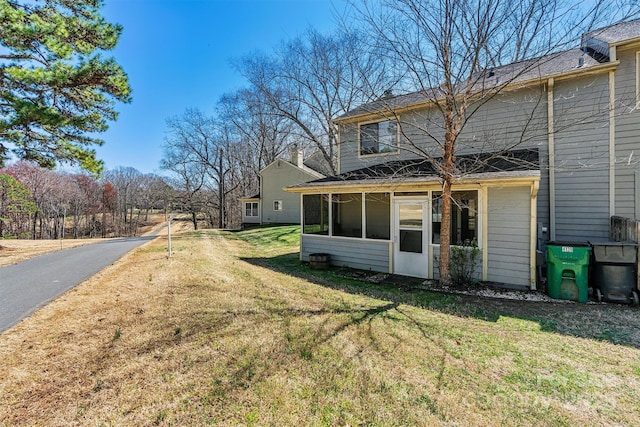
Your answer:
240,250 -> 640,349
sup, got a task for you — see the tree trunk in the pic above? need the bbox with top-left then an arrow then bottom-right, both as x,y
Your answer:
439,103 -> 458,284
218,149 -> 225,229
191,211 -> 198,230
439,178 -> 453,284
32,211 -> 38,240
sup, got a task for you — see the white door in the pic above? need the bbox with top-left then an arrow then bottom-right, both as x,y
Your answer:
393,200 -> 429,278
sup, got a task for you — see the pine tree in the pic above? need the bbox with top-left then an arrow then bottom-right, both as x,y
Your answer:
0,0 -> 131,174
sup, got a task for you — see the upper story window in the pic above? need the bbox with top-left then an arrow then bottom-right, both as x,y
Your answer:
359,119 -> 399,156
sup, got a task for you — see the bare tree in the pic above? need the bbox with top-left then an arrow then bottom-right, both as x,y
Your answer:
162,109 -> 243,228
219,87 -> 294,173
104,167 -> 146,236
349,0 -> 638,282
161,134 -> 207,230
236,28 -> 393,175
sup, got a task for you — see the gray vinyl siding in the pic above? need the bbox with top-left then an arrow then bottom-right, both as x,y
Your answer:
337,89 -> 551,238
487,186 -> 531,287
552,74 -> 611,241
301,235 -> 390,273
614,47 -> 640,219
261,160 -> 318,224
339,88 -> 549,173
460,88 -> 551,232
459,88 -> 548,155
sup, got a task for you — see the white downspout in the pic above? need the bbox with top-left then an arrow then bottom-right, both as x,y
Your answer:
530,180 -> 540,290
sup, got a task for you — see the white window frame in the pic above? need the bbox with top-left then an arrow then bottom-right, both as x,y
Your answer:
245,202 -> 259,217
273,200 -> 283,211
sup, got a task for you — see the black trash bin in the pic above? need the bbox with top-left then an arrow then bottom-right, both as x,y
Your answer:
589,241 -> 639,305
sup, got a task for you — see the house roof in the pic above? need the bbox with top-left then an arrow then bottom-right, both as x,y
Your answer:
337,19 -> 640,122
584,18 -> 640,44
337,49 -> 604,121
287,149 -> 539,191
261,157 -> 326,180
239,193 -> 260,201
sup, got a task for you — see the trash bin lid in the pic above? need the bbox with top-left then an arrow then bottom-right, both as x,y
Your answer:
589,240 -> 638,263
547,241 -> 590,247
588,240 -> 638,247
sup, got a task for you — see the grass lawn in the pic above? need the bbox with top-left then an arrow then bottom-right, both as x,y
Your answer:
1,224 -> 639,426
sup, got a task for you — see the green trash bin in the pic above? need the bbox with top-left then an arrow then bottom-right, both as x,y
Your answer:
546,241 -> 591,303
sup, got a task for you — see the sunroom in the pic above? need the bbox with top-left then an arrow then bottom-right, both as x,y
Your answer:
286,149 -> 541,289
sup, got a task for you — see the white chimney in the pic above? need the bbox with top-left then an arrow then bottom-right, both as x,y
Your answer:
291,144 -> 304,168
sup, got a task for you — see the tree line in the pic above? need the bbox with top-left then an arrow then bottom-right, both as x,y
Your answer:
0,162 -> 171,239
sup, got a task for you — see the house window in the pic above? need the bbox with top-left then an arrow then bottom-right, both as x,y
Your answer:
432,191 -> 478,245
273,200 -> 283,211
359,119 -> 398,155
332,193 -> 363,237
245,202 -> 259,217
303,194 -> 329,235
365,193 -> 390,239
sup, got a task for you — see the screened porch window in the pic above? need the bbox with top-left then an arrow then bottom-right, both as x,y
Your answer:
332,193 -> 362,238
303,194 -> 329,235
365,193 -> 390,239
432,191 -> 478,245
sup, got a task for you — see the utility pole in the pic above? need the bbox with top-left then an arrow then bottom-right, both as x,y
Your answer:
219,148 -> 224,229
168,214 -> 175,257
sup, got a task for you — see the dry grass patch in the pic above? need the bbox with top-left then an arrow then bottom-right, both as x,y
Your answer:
0,225 -> 639,426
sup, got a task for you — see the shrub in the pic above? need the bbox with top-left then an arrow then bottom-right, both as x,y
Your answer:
450,240 -> 481,286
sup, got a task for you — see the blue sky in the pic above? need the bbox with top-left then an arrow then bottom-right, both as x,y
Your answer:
96,0 -> 344,174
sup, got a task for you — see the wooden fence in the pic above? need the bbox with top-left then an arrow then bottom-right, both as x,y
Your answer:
610,216 -> 640,243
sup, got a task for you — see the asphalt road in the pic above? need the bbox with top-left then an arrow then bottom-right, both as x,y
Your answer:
0,232 -> 162,333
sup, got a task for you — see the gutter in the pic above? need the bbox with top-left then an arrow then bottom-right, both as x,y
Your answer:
285,173 -> 540,194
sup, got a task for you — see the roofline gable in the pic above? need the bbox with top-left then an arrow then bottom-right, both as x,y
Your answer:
260,158 -> 325,179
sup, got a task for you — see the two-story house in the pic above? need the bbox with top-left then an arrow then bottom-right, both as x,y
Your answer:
286,19 -> 640,289
240,146 -> 328,227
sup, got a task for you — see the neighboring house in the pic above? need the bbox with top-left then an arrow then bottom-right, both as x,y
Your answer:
239,147 -> 327,227
286,19 -> 640,289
